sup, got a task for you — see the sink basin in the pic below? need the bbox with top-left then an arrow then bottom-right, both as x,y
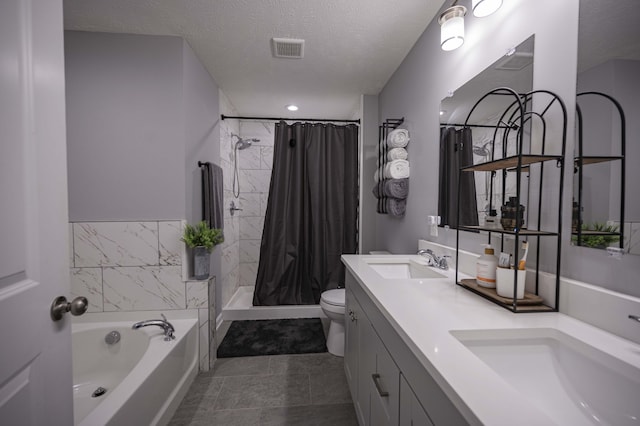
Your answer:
366,259 -> 446,280
451,328 -> 640,426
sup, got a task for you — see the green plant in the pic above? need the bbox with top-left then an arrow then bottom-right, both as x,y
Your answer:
181,221 -> 224,252
572,222 -> 620,248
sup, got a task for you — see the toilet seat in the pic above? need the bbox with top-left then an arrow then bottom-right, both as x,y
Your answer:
321,289 -> 345,307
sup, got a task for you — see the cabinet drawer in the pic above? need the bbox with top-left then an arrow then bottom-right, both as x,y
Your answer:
370,326 -> 400,426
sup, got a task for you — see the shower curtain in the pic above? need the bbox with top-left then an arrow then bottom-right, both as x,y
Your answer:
253,121 -> 359,306
438,127 -> 479,227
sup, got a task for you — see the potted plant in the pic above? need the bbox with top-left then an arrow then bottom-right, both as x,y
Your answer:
181,221 -> 224,280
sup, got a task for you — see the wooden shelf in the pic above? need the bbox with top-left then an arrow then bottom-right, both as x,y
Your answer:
574,155 -> 623,165
459,225 -> 558,236
458,279 -> 553,312
461,154 -> 563,172
571,230 -> 620,236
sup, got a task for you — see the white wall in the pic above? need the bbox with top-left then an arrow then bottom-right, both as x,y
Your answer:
372,0 -> 640,298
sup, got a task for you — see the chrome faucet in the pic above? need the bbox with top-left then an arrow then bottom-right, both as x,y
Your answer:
417,249 -> 449,270
132,314 -> 175,341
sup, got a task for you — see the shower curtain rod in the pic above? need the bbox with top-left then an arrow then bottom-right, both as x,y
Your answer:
440,122 -> 514,129
221,114 -> 360,124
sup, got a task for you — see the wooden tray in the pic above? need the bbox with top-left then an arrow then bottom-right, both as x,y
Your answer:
459,279 -> 548,309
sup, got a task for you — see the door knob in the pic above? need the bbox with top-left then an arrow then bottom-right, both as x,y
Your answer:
50,296 -> 88,321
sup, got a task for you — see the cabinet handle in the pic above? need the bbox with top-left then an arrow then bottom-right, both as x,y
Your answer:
372,373 -> 389,397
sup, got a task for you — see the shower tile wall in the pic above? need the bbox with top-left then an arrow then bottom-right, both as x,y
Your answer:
238,121 -> 275,288
69,220 -> 214,371
219,91 -> 241,310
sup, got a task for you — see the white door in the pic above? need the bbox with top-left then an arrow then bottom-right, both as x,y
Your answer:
0,0 -> 73,424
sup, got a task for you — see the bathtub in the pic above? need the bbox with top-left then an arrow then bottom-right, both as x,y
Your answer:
72,317 -> 198,426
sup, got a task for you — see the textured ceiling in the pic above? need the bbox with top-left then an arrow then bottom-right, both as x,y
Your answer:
63,0 -> 444,119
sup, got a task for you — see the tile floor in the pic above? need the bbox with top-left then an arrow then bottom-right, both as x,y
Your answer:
169,325 -> 358,425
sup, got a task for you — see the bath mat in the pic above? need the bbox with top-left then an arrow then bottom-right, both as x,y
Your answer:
217,318 -> 327,358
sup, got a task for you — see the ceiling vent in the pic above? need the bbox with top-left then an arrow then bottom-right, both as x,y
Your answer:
271,38 -> 305,59
494,51 -> 533,71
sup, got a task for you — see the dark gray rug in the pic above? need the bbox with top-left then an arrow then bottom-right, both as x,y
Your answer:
217,318 -> 327,358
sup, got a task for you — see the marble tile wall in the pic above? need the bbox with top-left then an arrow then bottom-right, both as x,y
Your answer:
238,121 -> 275,289
217,96 -> 274,310
69,220 -> 215,371
219,91 -> 241,311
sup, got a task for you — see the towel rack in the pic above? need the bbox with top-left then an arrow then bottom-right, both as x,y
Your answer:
197,161 -> 209,167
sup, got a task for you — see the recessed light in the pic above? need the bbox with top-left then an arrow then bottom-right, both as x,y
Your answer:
286,104 -> 299,111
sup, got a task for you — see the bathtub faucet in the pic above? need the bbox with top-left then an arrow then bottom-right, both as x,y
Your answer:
132,314 -> 175,341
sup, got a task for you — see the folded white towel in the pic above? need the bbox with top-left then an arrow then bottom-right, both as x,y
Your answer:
387,148 -> 408,161
384,159 -> 410,179
387,128 -> 410,148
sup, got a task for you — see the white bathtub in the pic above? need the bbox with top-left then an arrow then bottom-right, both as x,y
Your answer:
72,317 -> 198,426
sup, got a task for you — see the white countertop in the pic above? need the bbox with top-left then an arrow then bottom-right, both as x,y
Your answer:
342,254 -> 640,426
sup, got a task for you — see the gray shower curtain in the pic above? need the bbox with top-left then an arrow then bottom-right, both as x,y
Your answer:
253,121 -> 359,306
438,127 -> 479,227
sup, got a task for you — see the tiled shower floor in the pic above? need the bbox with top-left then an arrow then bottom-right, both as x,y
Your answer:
169,353 -> 358,426
223,286 -> 324,321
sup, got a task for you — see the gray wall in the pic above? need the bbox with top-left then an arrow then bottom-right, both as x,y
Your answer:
66,31 -> 185,221
181,39 -> 222,289
360,94 -> 380,254
66,31 -> 223,294
370,0 -> 640,297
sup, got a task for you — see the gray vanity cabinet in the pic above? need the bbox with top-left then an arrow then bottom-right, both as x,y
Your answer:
345,287 -> 365,423
400,376 -> 434,426
346,285 -> 399,426
345,270 -> 468,426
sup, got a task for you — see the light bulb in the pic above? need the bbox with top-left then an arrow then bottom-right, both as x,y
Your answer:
472,0 -> 502,18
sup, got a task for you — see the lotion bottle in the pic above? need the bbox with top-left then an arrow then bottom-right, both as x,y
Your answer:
476,245 -> 498,288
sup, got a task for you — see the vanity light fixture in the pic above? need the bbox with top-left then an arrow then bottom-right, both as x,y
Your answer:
286,104 -> 299,111
471,0 -> 502,17
438,3 -> 467,51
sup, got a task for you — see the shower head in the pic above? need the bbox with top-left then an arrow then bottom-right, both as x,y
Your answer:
473,140 -> 492,156
232,134 -> 260,150
235,139 -> 252,150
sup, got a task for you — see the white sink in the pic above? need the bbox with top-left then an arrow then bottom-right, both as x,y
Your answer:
366,258 -> 446,280
451,328 -> 640,426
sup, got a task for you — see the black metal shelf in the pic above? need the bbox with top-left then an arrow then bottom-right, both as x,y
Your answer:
574,92 -> 625,249
454,88 -> 567,313
574,155 -> 623,165
571,230 -> 621,236
460,226 -> 558,236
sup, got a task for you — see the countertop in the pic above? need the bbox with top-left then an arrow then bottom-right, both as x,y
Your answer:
342,254 -> 640,425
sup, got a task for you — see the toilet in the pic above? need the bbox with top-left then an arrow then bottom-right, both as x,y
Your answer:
320,288 -> 346,357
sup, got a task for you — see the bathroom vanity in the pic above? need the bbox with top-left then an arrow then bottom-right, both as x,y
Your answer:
342,254 -> 640,426
345,268 -> 466,425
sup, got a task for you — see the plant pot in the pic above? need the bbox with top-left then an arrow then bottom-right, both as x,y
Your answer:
193,246 -> 210,280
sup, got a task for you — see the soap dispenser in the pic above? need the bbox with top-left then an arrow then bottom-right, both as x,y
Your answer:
476,245 -> 498,288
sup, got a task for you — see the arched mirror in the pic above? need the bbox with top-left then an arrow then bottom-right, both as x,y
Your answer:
571,0 -> 640,253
